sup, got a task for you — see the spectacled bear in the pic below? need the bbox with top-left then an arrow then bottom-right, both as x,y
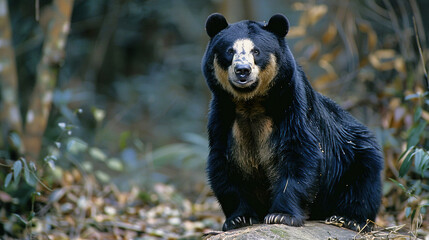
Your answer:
202,13 -> 383,232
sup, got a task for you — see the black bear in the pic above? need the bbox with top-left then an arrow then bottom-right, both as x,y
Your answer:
202,13 -> 383,232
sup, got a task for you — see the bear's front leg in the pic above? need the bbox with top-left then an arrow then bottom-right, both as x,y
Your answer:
265,143 -> 321,227
222,204 -> 260,231
211,174 -> 260,231
264,177 -> 306,226
207,150 -> 260,231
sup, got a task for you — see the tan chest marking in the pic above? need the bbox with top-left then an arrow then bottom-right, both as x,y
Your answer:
231,100 -> 274,175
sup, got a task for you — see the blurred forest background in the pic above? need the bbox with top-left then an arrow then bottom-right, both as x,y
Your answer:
1,0 -> 429,239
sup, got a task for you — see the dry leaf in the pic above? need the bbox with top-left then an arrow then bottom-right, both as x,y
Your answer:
288,26 -> 306,38
313,73 -> 337,90
304,43 -> 321,61
394,57 -> 406,73
322,23 -> 337,44
369,50 -> 397,71
308,5 -> 328,25
421,110 -> 429,122
320,47 -> 342,63
358,23 -> 377,51
292,2 -> 306,11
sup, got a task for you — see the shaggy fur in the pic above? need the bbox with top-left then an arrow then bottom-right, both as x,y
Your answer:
202,13 -> 383,232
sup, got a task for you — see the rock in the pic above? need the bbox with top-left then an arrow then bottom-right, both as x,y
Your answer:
204,221 -> 359,240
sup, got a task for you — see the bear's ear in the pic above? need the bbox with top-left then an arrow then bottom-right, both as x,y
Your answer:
206,13 -> 228,38
265,14 -> 289,37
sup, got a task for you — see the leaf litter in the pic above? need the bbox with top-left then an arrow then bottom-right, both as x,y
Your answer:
8,169 -> 223,240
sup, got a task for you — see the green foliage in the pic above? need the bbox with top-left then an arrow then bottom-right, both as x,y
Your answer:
46,117 -> 124,181
395,85 -> 429,231
151,133 -> 208,169
1,157 -> 42,237
3,158 -> 37,189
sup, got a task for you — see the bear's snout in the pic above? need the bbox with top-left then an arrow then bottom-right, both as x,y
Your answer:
234,64 -> 252,82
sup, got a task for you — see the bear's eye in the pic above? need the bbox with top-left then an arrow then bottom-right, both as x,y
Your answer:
252,49 -> 260,56
227,48 -> 235,55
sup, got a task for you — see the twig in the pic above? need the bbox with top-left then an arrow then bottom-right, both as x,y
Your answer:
354,222 -> 411,240
100,221 -> 145,232
85,0 -> 122,84
386,150 -> 400,179
413,17 -> 429,91
410,0 -> 426,50
32,171 -> 53,191
383,0 -> 409,60
0,162 -> 11,167
35,0 -> 39,21
334,1 -> 359,73
363,0 -> 393,29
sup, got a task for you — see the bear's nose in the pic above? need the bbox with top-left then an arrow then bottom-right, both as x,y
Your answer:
234,64 -> 252,81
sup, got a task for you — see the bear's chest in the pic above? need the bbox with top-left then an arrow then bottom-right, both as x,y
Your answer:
231,101 -> 274,175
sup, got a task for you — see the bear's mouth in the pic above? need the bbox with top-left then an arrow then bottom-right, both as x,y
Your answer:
229,78 -> 259,92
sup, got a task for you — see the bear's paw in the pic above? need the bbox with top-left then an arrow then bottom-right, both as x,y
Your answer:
264,213 -> 304,226
325,215 -> 373,232
222,216 -> 259,231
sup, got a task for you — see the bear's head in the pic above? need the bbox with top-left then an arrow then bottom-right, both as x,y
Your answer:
202,13 -> 291,100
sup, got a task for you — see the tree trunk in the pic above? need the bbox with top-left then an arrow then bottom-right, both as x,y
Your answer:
0,0 -> 23,135
23,0 -> 74,161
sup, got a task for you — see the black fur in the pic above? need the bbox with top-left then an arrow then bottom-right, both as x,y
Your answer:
202,13 -> 383,232
205,13 -> 229,38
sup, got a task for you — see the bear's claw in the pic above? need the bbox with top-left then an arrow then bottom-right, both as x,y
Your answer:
222,216 -> 259,231
325,215 -> 372,232
264,213 -> 304,226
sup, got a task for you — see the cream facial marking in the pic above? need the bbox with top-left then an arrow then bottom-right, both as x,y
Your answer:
213,38 -> 278,100
228,39 -> 259,88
